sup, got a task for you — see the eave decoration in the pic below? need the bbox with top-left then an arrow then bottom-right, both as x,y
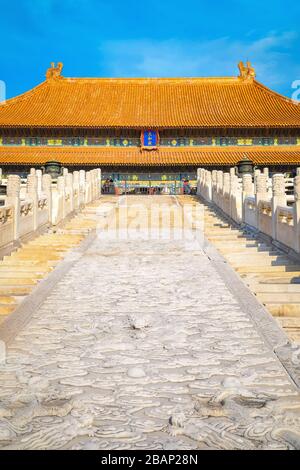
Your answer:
238,61 -> 256,80
46,62 -> 64,80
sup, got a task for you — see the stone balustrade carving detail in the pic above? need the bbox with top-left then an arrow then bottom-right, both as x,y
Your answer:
197,167 -> 300,254
0,167 -> 102,251
272,174 -> 285,196
242,174 -> 253,194
6,175 -> 21,197
256,174 -> 268,194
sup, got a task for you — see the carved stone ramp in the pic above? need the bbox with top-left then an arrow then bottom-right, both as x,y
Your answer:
0,195 -> 299,450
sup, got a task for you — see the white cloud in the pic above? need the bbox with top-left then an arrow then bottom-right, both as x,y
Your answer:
99,32 -> 299,95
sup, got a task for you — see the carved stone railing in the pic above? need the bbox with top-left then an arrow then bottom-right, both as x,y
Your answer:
277,206 -> 294,249
257,200 -> 272,238
0,167 -> 102,252
0,205 -> 13,248
197,167 -> 300,254
244,196 -> 257,228
19,200 -> 34,238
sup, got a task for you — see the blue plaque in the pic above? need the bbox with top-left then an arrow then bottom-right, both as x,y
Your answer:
143,130 -> 157,147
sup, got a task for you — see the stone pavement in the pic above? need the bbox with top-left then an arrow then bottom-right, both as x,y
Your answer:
0,195 -> 300,450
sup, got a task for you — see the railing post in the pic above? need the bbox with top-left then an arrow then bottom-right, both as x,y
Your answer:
85,171 -> 92,203
255,173 -> 268,231
206,170 -> 212,201
97,169 -> 102,197
73,171 -> 80,210
254,168 -> 260,193
223,172 -> 230,215
6,175 -> 20,241
36,169 -> 43,195
197,168 -> 201,196
263,167 -> 269,178
27,173 -> 38,231
216,170 -> 223,209
63,167 -> 68,180
229,168 -> 239,222
97,168 -> 102,197
57,175 -> 66,219
42,173 -> 52,222
242,174 -> 253,224
79,170 -> 86,206
92,170 -> 96,201
211,170 -> 217,203
294,175 -> 300,253
272,173 -> 286,241
66,172 -> 74,213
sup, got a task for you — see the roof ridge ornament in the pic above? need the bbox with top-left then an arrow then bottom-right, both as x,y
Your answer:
46,62 -> 64,80
238,61 -> 256,80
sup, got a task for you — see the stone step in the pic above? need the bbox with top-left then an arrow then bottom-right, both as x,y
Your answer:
0,286 -> 32,296
219,247 -> 278,256
0,265 -> 51,273
0,278 -> 38,286
258,292 -> 300,303
0,304 -> 17,315
17,248 -> 68,255
0,272 -> 43,279
207,234 -> 252,241
21,246 -> 66,250
0,296 -> 17,304
246,276 -> 300,284
283,331 -> 300,342
204,221 -> 227,226
237,265 -> 300,273
211,241 -> 266,249
28,235 -> 83,241
205,229 -> 242,236
276,317 -> 300,328
7,253 -> 62,261
266,303 -> 300,317
229,256 -> 294,267
240,271 -> 300,284
205,226 -> 232,231
251,283 -> 300,293
0,260 -> 57,267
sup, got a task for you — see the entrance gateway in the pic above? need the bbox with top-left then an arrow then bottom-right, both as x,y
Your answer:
101,171 -> 197,195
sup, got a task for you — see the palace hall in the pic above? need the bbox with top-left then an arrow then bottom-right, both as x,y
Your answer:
0,61 -> 300,189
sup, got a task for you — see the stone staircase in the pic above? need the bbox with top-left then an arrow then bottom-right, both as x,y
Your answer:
0,204 -> 99,325
201,200 -> 300,343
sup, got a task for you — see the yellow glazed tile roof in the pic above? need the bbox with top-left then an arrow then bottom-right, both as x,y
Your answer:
0,67 -> 300,128
0,146 -> 299,166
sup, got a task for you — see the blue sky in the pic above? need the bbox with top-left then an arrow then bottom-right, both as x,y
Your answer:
0,0 -> 299,98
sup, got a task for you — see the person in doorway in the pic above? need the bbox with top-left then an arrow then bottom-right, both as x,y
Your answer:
183,178 -> 191,195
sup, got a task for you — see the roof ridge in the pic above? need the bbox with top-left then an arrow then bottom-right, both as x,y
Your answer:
61,76 -> 240,83
0,81 -> 48,107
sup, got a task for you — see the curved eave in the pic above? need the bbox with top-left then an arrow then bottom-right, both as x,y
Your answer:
0,145 -> 300,167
